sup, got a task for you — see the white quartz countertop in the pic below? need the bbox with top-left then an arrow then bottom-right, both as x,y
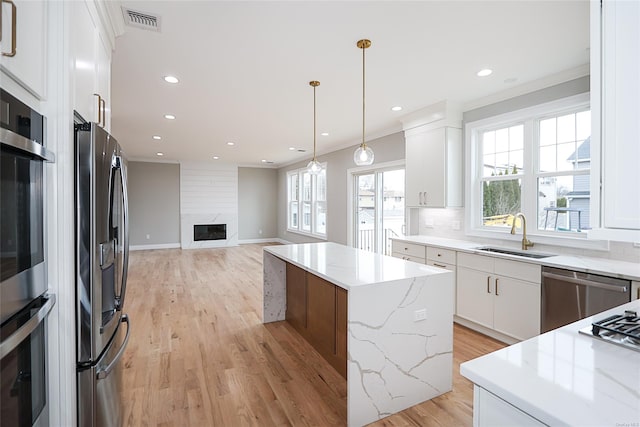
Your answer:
391,235 -> 640,281
264,242 -> 449,290
460,299 -> 640,426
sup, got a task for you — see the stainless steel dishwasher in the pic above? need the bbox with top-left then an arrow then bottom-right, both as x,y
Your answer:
541,266 -> 631,333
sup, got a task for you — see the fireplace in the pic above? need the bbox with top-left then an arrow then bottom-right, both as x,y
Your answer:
193,224 -> 227,241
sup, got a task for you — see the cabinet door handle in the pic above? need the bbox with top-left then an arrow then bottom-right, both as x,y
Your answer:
94,94 -> 103,125
100,98 -> 106,127
1,0 -> 17,57
486,276 -> 491,293
433,262 -> 447,268
495,278 -> 499,296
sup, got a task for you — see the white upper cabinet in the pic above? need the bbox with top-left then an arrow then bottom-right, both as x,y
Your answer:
71,1 -> 118,131
0,0 -> 47,99
402,101 -> 463,208
72,1 -> 98,124
589,0 -> 640,241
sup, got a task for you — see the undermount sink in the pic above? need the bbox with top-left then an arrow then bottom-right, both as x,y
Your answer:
475,246 -> 555,259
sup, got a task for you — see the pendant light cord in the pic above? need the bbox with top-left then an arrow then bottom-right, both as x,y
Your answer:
313,84 -> 317,160
362,43 -> 366,148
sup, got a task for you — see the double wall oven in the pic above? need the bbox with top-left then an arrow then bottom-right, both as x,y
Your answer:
1,89 -> 55,427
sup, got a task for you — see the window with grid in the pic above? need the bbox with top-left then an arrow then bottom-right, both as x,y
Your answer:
467,95 -> 590,238
287,166 -> 327,237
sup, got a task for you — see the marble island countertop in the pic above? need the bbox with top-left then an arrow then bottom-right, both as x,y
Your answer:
262,242 -> 455,426
391,235 -> 640,281
460,299 -> 640,426
264,242 -> 450,291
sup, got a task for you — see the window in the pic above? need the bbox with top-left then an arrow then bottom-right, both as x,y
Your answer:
287,165 -> 327,237
467,94 -> 590,240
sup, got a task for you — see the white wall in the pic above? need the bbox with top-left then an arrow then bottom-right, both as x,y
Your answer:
180,162 -> 238,248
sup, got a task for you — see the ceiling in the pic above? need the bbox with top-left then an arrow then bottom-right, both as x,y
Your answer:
111,1 -> 590,167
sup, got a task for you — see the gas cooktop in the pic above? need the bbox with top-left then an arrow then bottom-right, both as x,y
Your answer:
579,310 -> 640,353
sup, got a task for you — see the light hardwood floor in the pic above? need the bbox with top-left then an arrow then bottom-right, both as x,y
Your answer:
121,244 -> 505,426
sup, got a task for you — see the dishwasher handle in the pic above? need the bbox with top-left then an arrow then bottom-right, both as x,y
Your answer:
542,271 -> 629,293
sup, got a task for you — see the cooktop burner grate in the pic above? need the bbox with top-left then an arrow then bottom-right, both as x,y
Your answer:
592,310 -> 640,341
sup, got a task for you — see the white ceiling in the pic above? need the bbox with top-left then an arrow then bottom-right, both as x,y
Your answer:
111,0 -> 590,167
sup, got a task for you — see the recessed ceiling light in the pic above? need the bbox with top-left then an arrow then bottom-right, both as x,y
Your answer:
391,106 -> 402,112
156,152 -> 164,156
261,159 -> 267,163
227,142 -> 235,146
477,69 -> 493,77
164,75 -> 179,84
288,147 -> 296,151
213,156 -> 219,160
164,114 -> 176,120
152,135 -> 162,140
321,132 -> 329,136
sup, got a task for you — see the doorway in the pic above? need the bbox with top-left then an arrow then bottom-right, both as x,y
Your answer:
353,166 -> 405,255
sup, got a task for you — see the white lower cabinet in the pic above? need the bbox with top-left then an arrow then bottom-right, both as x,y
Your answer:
457,253 -> 541,341
426,246 -> 457,311
473,386 -> 545,427
391,240 -> 426,263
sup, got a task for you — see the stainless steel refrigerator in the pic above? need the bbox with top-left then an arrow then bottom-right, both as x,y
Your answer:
75,122 -> 130,427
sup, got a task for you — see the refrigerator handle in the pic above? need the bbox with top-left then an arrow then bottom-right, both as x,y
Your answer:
96,315 -> 130,380
114,155 -> 129,310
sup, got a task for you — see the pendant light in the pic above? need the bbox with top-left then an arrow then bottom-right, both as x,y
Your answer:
353,39 -> 374,166
307,80 -> 323,175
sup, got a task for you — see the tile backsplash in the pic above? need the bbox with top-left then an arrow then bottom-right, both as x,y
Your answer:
416,208 -> 640,264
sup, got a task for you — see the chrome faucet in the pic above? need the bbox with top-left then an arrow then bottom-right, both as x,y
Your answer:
510,212 -> 534,250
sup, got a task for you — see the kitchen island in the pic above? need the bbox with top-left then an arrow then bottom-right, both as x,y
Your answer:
461,299 -> 640,426
263,242 -> 454,427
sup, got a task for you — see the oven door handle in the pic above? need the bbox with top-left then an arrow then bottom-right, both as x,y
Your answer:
0,294 -> 56,359
96,315 -> 130,380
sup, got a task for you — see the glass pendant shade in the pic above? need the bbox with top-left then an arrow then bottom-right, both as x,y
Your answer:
307,158 -> 322,174
354,144 -> 374,166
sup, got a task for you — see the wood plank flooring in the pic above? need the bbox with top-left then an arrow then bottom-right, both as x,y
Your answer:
121,244 -> 505,426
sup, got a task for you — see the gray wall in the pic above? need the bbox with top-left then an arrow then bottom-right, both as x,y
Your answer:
463,75 -> 590,122
238,167 -> 278,239
128,161 -> 181,246
277,132 -> 406,245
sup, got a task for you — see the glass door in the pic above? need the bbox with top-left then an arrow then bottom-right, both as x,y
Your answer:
355,173 -> 376,252
354,168 -> 405,254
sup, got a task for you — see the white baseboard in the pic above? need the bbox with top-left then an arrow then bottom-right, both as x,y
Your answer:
238,238 -> 289,245
130,243 -> 181,251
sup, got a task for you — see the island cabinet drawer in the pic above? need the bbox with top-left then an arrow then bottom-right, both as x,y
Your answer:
457,252 -> 494,273
391,241 -> 426,258
426,247 -> 456,265
392,252 -> 426,264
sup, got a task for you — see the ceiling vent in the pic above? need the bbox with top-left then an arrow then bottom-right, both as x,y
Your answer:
122,7 -> 161,32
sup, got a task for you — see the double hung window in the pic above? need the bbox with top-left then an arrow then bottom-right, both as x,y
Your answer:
467,95 -> 591,239
287,166 -> 327,237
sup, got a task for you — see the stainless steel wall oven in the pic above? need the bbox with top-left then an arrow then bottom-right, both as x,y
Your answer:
1,89 -> 55,427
